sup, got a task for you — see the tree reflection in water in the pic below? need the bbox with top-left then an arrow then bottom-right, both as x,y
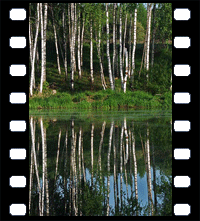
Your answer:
29,112 -> 172,216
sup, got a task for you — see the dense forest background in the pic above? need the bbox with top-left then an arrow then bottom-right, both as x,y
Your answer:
29,3 -> 172,99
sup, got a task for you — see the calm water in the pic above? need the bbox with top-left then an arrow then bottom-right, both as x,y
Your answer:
29,110 -> 172,216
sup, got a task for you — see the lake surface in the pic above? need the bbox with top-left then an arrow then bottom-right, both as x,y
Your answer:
29,110 -> 172,216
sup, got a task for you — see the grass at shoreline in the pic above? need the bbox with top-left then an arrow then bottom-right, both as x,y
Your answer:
29,90 -> 172,110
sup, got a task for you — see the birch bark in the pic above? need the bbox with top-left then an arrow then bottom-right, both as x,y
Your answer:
63,6 -> 68,79
90,18 -> 94,83
119,4 -> 124,91
131,8 -> 137,87
51,6 -> 61,75
30,3 -> 40,97
106,3 -> 114,90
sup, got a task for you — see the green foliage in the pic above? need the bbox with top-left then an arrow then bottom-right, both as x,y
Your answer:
136,22 -> 145,43
155,3 -> 172,43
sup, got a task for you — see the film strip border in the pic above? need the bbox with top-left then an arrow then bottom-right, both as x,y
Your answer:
0,1 -> 199,220
172,1 -> 200,220
1,1 -> 29,219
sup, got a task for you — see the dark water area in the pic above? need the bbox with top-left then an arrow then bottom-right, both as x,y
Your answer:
29,110 -> 172,216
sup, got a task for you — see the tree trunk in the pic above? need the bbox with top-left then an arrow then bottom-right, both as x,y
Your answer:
81,15 -> 85,68
146,3 -> 152,76
128,13 -> 132,78
40,3 -> 44,93
77,7 -> 81,79
131,8 -> 137,88
122,14 -> 127,70
97,20 -> 107,90
70,3 -> 75,90
123,48 -> 128,93
51,5 -> 61,75
90,18 -> 94,84
119,4 -> 123,91
30,3 -> 40,97
112,3 -> 116,86
43,3 -> 48,82
63,6 -> 68,80
151,3 -> 156,68
106,3 -> 114,90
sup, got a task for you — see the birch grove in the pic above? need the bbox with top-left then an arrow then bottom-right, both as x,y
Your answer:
29,3 -> 172,96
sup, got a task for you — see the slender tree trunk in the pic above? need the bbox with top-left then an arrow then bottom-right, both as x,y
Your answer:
146,3 -> 152,76
80,15 -> 85,68
96,20 -> 107,90
63,6 -> 68,80
122,14 -> 127,69
128,13 -> 132,78
43,3 -> 48,82
29,4 -> 33,66
73,3 -> 77,73
51,5 -> 61,75
146,125 -> 154,215
30,3 -> 40,97
77,8 -> 81,79
151,3 -> 156,68
131,8 -> 137,88
90,18 -> 94,84
132,129 -> 139,215
40,3 -> 44,93
119,4 -> 123,91
70,3 -> 75,90
55,129 -> 61,182
112,3 -> 116,86
107,121 -> 114,216
106,3 -> 114,90
123,48 -> 128,93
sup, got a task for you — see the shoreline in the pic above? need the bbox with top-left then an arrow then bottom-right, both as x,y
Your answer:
29,90 -> 172,110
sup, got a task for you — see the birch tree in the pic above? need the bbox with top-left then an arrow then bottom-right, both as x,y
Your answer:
30,3 -> 40,97
131,7 -> 137,88
119,4 -> 124,91
146,3 -> 153,75
151,3 -> 156,67
106,3 -> 114,90
62,6 -> 68,79
90,16 -> 94,84
39,3 -> 48,93
112,3 -> 117,85
51,5 -> 61,76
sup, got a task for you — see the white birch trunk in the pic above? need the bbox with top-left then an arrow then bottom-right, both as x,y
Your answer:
40,3 -> 44,94
119,4 -> 124,91
90,18 -> 94,84
151,4 -> 156,67
146,3 -> 152,76
122,14 -> 127,69
97,20 -> 107,90
106,3 -> 114,90
55,129 -> 61,182
132,130 -> 138,214
80,16 -> 85,68
112,3 -> 116,85
107,121 -> 114,216
52,7 -> 61,75
128,13 -> 132,78
40,118 -> 45,216
77,8 -> 81,79
70,3 -> 75,90
123,48 -> 128,93
43,3 -> 48,82
63,6 -> 68,79
131,8 -> 137,86
30,3 -> 40,97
